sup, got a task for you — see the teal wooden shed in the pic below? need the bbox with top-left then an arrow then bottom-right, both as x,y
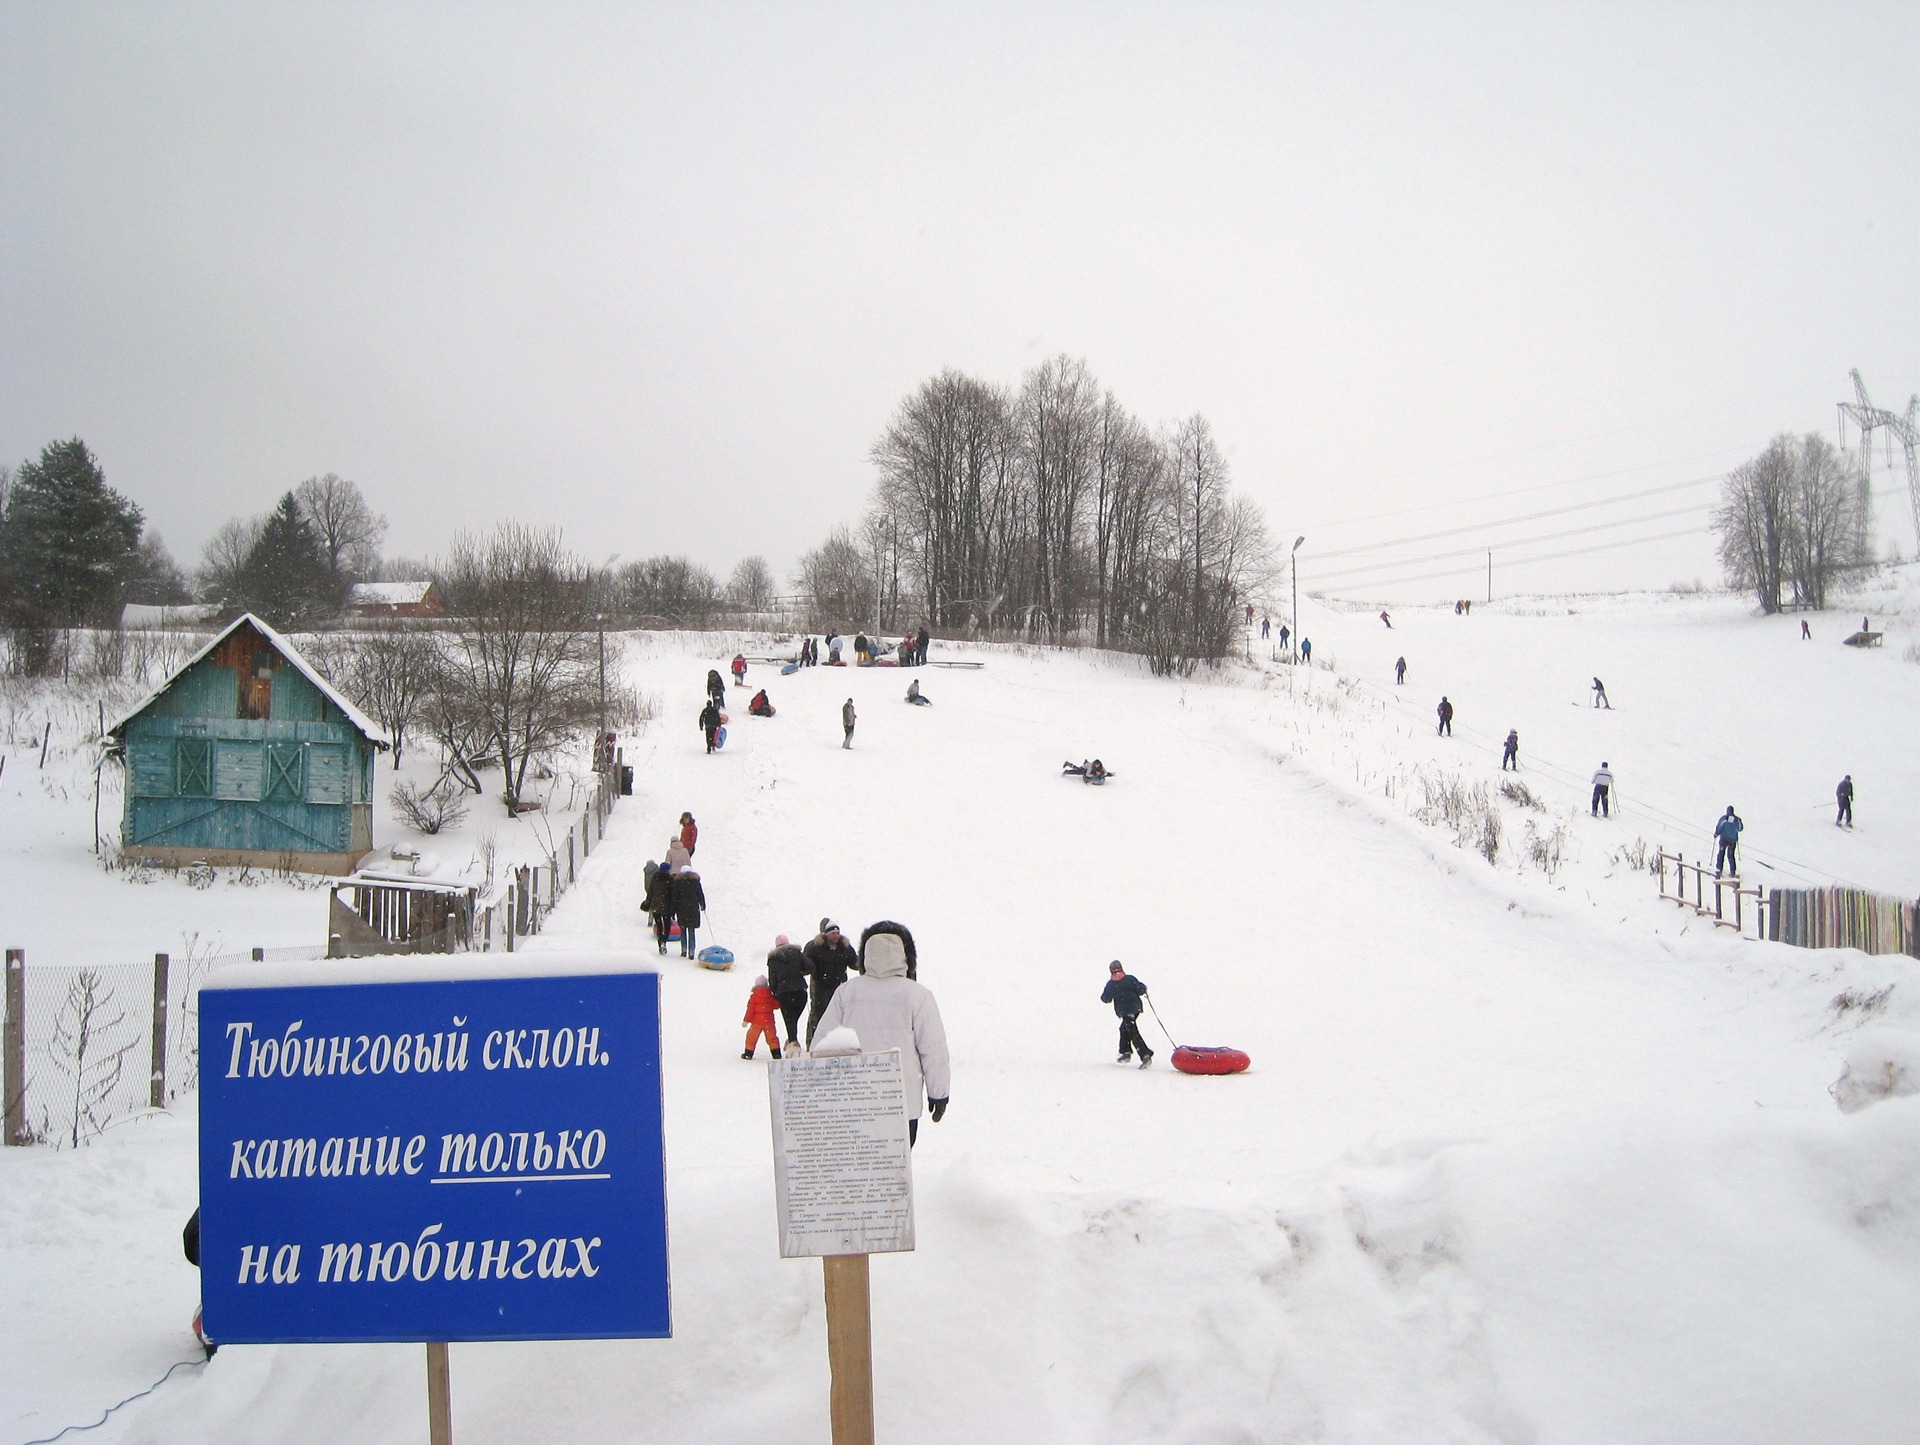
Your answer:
109,613 -> 390,875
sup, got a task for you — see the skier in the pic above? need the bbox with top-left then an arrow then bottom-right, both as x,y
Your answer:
804,920 -> 860,1045
1261,616 -> 1270,640
1246,603 -> 1255,625
707,669 -> 726,708
749,689 -> 774,717
1300,637 -> 1311,664
814,921 -> 951,1146
1277,624 -> 1290,649
1101,961 -> 1154,1068
1394,656 -> 1406,686
1836,775 -> 1854,828
1592,677 -> 1611,709
679,811 -> 698,856
699,698 -> 723,753
731,653 -> 747,686
842,697 -> 857,748
905,678 -> 931,705
1379,610 -> 1392,629
767,934 -> 809,1047
1436,696 -> 1453,736
1713,806 -> 1743,877
644,856 -> 676,954
1501,729 -> 1519,771
1590,761 -> 1613,817
671,866 -> 707,958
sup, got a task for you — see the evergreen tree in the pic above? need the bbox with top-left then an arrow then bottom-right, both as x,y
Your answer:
0,439 -> 144,627
232,492 -> 346,629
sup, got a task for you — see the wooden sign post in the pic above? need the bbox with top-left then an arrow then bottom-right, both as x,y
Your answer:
768,1048 -> 915,1445
426,1342 -> 452,1445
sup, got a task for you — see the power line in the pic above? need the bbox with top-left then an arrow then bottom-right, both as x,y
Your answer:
1313,525 -> 1714,593
1302,503 -> 1713,587
1305,473 -> 1725,563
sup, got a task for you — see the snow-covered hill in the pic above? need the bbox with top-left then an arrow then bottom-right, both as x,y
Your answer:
4,580 -> 1918,1443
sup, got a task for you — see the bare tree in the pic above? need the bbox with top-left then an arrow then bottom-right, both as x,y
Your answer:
330,622 -> 436,767
194,515 -> 263,606
46,969 -> 139,1149
612,555 -> 723,626
728,555 -> 777,612
793,525 -> 873,629
1016,356 -> 1100,636
1713,434 -> 1869,614
296,474 -> 388,581
433,524 -> 600,813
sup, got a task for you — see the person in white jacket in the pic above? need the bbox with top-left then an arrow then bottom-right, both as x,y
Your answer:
814,920 -> 951,1146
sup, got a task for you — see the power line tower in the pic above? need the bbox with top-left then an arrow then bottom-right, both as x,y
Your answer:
1838,369 -> 1920,552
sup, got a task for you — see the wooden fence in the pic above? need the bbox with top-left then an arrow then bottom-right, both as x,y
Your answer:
1658,851 -> 1919,959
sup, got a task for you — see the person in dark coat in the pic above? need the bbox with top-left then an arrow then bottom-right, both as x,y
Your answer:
671,868 -> 706,958
1300,637 -> 1311,663
767,934 -> 809,1046
643,860 -> 675,953
707,669 -> 727,707
916,625 -> 930,665
1501,730 -> 1519,771
1713,807 -> 1743,877
1101,961 -> 1154,1067
1592,677 -> 1611,709
699,700 -> 723,753
1837,775 -> 1854,828
803,919 -> 860,1044
1395,656 -> 1406,685
1437,696 -> 1453,736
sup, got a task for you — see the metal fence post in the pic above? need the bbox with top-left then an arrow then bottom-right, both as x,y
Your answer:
5,949 -> 26,1145
149,953 -> 170,1109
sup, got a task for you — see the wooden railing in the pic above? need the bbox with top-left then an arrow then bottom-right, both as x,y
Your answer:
1656,850 -> 1767,938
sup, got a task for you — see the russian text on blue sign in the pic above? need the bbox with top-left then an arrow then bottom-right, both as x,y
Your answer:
199,969 -> 669,1343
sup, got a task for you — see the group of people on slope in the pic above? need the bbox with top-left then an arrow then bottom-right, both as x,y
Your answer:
643,811 -> 707,957
797,625 -> 932,668
740,919 -> 951,1145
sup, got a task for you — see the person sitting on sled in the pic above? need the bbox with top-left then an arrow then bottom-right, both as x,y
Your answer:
1101,961 -> 1153,1067
905,678 -> 931,705
749,688 -> 774,717
1085,758 -> 1107,784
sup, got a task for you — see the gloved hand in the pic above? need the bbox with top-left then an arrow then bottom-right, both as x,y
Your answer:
927,1098 -> 948,1123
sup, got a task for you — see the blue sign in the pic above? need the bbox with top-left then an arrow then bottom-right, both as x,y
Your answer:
198,967 -> 668,1343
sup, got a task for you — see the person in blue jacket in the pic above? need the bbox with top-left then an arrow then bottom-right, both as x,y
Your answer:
1714,806 -> 1743,877
1101,961 -> 1154,1068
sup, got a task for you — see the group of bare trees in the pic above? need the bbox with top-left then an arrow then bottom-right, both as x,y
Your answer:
821,356 -> 1273,671
1713,433 -> 1872,613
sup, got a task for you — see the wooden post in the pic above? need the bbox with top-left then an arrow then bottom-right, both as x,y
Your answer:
505,883 -> 515,953
149,953 -> 170,1109
4,949 -> 26,1146
823,1254 -> 875,1445
426,1341 -> 452,1445
252,946 -> 264,962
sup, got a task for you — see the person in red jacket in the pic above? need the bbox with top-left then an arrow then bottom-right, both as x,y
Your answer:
679,812 -> 697,855
742,975 -> 781,1060
731,654 -> 747,685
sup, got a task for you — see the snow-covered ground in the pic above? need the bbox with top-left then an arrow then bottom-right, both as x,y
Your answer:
4,577 -> 1919,1443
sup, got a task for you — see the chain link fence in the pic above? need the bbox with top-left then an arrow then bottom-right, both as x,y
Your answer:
3,944 -> 323,1149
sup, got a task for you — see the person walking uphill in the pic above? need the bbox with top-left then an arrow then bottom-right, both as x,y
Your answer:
1395,656 -> 1406,686
1591,761 -> 1613,817
1837,775 -> 1854,828
742,975 -> 781,1060
670,866 -> 706,958
1501,730 -> 1519,771
767,934 -> 809,1047
699,699 -> 723,753
1101,961 -> 1154,1068
841,697 -> 857,749
1592,677 -> 1611,709
804,920 -> 860,1045
643,856 -> 676,954
1714,806 -> 1743,877
814,921 -> 951,1146
1437,696 -> 1454,736
679,812 -> 697,856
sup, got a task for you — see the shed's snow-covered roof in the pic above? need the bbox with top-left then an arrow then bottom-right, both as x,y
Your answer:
108,612 -> 390,747
350,580 -> 435,607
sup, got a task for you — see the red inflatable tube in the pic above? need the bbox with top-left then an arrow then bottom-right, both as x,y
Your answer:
1171,1045 -> 1250,1075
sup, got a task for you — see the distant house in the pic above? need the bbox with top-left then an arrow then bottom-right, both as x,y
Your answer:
348,580 -> 443,618
119,602 -> 224,630
108,613 -> 390,876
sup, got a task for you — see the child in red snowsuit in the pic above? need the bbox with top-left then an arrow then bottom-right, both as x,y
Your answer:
742,975 -> 782,1060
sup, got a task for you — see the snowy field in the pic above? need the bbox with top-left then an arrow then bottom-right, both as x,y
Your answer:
5,575 -> 1920,1444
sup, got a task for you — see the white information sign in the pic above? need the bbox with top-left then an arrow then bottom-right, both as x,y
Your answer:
768,1050 -> 916,1257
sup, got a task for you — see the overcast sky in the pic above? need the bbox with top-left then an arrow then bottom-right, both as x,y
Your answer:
3,2 -> 1916,603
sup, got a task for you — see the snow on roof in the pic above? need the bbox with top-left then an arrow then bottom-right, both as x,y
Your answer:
108,611 -> 391,747
350,580 -> 435,606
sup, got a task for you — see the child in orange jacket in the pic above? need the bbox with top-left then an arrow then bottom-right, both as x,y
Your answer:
742,975 -> 782,1060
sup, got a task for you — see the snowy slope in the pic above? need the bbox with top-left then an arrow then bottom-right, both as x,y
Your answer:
4,587 -> 1919,1444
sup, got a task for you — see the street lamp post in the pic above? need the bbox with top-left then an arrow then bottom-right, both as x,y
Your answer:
1290,535 -> 1305,664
